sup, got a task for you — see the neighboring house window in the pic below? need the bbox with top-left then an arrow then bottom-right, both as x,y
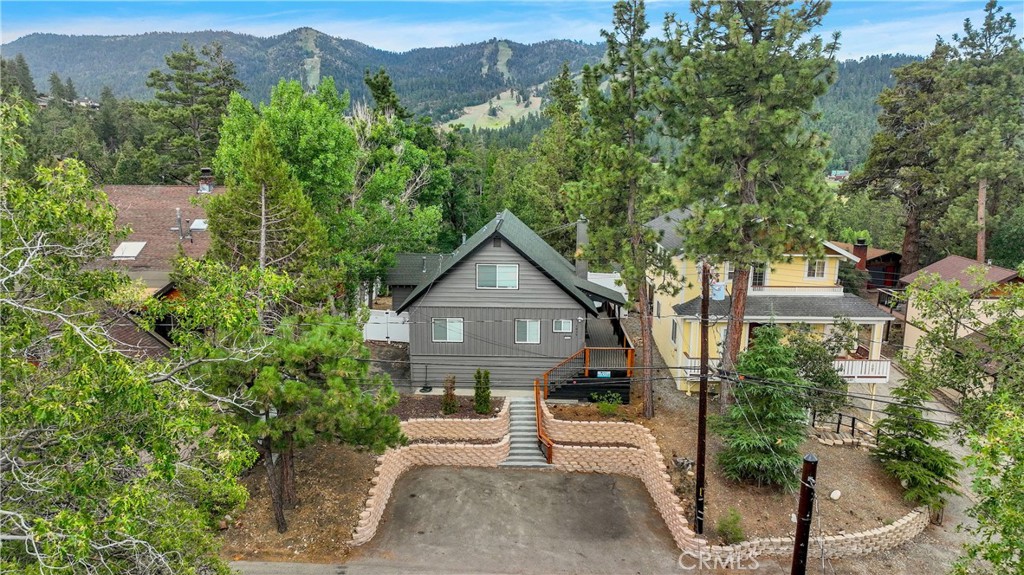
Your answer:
724,262 -> 736,281
432,318 -> 464,342
477,264 -> 519,289
493,237 -> 502,248
806,259 -> 826,278
515,319 -> 541,344
752,265 -> 767,287
671,320 -> 678,343
553,319 -> 573,333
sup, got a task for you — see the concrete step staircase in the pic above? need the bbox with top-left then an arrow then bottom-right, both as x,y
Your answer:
499,398 -> 552,468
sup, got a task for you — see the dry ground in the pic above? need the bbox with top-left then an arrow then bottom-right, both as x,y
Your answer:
219,443 -> 377,563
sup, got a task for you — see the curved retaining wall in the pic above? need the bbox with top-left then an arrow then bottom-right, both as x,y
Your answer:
400,399 -> 510,441
539,402 -> 930,560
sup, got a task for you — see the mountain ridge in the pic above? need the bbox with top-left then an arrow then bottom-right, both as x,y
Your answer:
2,28 -> 605,121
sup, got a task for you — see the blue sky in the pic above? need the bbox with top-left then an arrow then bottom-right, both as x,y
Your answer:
1,1 -> 1021,58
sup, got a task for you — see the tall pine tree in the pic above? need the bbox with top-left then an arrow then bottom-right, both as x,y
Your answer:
146,42 -> 244,183
654,1 -> 839,409
580,0 -> 675,418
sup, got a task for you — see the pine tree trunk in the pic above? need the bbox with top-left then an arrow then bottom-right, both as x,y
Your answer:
259,438 -> 288,533
976,178 -> 987,263
721,267 -> 750,414
637,284 -> 655,419
280,432 -> 299,509
901,200 -> 922,275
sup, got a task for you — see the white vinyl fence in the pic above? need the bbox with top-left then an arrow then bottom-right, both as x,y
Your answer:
363,310 -> 410,343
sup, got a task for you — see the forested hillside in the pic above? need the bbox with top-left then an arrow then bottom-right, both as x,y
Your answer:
816,54 -> 922,170
2,29 -> 604,121
6,30 -> 918,168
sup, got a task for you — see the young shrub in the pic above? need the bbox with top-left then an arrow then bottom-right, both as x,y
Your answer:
873,355 -> 960,514
712,324 -> 807,491
441,375 -> 459,415
474,368 -> 492,415
590,391 -> 622,417
716,508 -> 745,544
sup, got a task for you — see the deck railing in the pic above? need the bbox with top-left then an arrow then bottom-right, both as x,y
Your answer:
534,379 -> 554,464
541,347 -> 635,397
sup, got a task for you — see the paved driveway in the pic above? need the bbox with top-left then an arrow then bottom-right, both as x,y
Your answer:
343,467 -> 682,575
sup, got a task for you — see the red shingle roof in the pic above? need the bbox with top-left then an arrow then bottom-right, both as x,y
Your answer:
830,241 -> 899,262
101,185 -> 222,288
900,255 -> 1019,291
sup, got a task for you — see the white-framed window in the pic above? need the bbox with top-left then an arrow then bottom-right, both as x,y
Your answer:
806,259 -> 826,279
431,318 -> 464,342
724,262 -> 736,281
515,319 -> 541,344
476,263 -> 519,289
553,319 -> 573,333
671,319 -> 678,343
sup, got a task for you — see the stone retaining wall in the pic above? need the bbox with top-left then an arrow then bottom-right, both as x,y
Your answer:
400,399 -> 510,441
539,402 -> 700,553
540,402 -> 930,560
351,437 -> 510,546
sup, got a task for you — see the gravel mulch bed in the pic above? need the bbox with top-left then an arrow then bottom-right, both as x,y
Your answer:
389,394 -> 505,421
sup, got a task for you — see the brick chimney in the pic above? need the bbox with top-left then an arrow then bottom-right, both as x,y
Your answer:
852,239 -> 868,271
575,215 -> 589,280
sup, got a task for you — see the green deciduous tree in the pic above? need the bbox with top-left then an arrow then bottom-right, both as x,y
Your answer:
147,42 -> 244,183
784,319 -> 855,416
1,100 -> 253,574
713,325 -> 807,491
654,1 -> 839,407
899,272 -> 1023,571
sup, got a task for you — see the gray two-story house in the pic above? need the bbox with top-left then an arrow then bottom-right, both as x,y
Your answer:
388,210 -> 629,389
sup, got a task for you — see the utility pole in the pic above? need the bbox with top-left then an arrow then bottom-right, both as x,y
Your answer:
791,454 -> 819,575
695,260 -> 711,534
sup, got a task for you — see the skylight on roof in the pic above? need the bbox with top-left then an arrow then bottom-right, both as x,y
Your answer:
112,241 -> 146,260
190,219 -> 208,232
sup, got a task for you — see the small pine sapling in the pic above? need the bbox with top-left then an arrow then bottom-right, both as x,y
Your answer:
441,375 -> 459,415
474,368 -> 492,415
873,356 -> 960,515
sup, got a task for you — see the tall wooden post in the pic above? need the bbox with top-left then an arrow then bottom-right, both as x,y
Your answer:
791,454 -> 819,575
695,260 -> 711,534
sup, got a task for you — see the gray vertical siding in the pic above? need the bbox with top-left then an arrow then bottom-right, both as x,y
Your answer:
414,241 -> 582,309
402,238 -> 597,386
409,306 -> 584,359
390,286 -> 413,309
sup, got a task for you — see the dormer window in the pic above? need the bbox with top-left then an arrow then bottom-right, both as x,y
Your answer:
112,241 -> 146,261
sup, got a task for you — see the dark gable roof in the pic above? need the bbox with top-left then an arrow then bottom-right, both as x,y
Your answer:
387,253 -> 448,286
394,210 -> 626,314
643,208 -> 692,252
673,294 -> 894,321
101,309 -> 171,361
900,255 -> 1018,291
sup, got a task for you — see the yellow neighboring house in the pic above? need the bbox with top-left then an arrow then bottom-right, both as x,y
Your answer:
644,209 -> 895,391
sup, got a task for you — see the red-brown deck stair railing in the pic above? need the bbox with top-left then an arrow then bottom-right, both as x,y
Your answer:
534,346 -> 635,465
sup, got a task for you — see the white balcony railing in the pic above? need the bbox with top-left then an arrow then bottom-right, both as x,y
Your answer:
833,359 -> 890,382
749,285 -> 845,296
